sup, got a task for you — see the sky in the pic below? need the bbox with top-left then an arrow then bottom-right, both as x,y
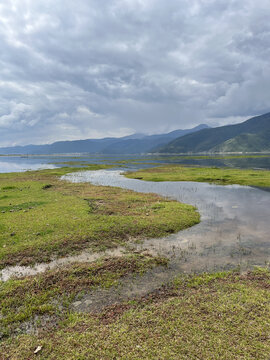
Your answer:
0,0 -> 270,146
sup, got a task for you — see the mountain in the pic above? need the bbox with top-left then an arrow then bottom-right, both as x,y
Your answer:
100,124 -> 209,154
0,124 -> 209,155
156,113 -> 270,153
213,130 -> 270,152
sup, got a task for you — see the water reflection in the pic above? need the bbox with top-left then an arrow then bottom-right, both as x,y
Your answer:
0,160 -> 57,173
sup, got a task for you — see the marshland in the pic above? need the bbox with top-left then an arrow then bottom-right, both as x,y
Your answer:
0,154 -> 269,359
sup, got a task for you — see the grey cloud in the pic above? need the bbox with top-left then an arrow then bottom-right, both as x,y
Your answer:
0,0 -> 270,146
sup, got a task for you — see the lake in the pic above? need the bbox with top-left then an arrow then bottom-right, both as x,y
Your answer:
0,153 -> 270,173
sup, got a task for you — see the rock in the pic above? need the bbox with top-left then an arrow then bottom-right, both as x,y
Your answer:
34,345 -> 42,354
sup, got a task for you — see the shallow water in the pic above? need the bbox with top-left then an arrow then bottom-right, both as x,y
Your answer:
62,170 -> 270,274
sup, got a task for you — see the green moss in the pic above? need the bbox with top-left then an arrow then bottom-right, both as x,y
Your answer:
126,165 -> 270,187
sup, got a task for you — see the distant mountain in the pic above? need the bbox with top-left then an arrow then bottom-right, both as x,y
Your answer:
156,113 -> 270,153
0,138 -> 120,155
0,124 -> 209,155
101,124 -> 209,154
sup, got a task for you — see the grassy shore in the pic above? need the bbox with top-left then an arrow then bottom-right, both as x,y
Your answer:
1,268 -> 269,359
126,165 -> 270,187
0,166 -> 199,268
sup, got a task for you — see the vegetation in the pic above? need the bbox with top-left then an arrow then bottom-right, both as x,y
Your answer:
0,166 -> 199,268
126,165 -> 270,187
1,268 -> 269,359
0,253 -> 167,338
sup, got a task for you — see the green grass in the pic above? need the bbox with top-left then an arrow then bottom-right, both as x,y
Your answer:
0,253 -> 167,338
1,268 -> 269,359
0,166 -> 200,268
126,165 -> 270,187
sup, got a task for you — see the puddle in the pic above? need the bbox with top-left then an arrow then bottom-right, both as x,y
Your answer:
0,247 -> 126,282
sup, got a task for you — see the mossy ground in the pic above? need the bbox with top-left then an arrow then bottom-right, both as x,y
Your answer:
0,253 -> 167,339
126,165 -> 270,187
1,268 -> 269,359
0,166 -> 199,268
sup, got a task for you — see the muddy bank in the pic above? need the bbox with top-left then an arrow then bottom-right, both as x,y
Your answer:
0,248 -> 126,282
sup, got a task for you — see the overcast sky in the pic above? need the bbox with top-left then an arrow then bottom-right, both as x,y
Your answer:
0,0 -> 270,146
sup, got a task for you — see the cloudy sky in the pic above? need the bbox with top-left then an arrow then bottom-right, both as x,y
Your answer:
0,0 -> 270,146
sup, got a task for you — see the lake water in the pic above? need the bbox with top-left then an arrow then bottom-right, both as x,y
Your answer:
0,153 -> 270,173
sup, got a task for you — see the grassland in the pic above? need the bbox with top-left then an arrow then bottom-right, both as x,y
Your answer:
126,165 -> 270,187
1,268 -> 269,359
0,165 -> 199,268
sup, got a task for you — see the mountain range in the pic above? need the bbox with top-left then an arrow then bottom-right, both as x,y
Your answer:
0,124 -> 209,155
0,113 -> 269,155
156,112 -> 270,153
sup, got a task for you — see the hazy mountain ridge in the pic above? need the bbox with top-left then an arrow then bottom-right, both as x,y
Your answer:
0,124 -> 209,155
100,124 -> 209,154
156,113 -> 270,153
